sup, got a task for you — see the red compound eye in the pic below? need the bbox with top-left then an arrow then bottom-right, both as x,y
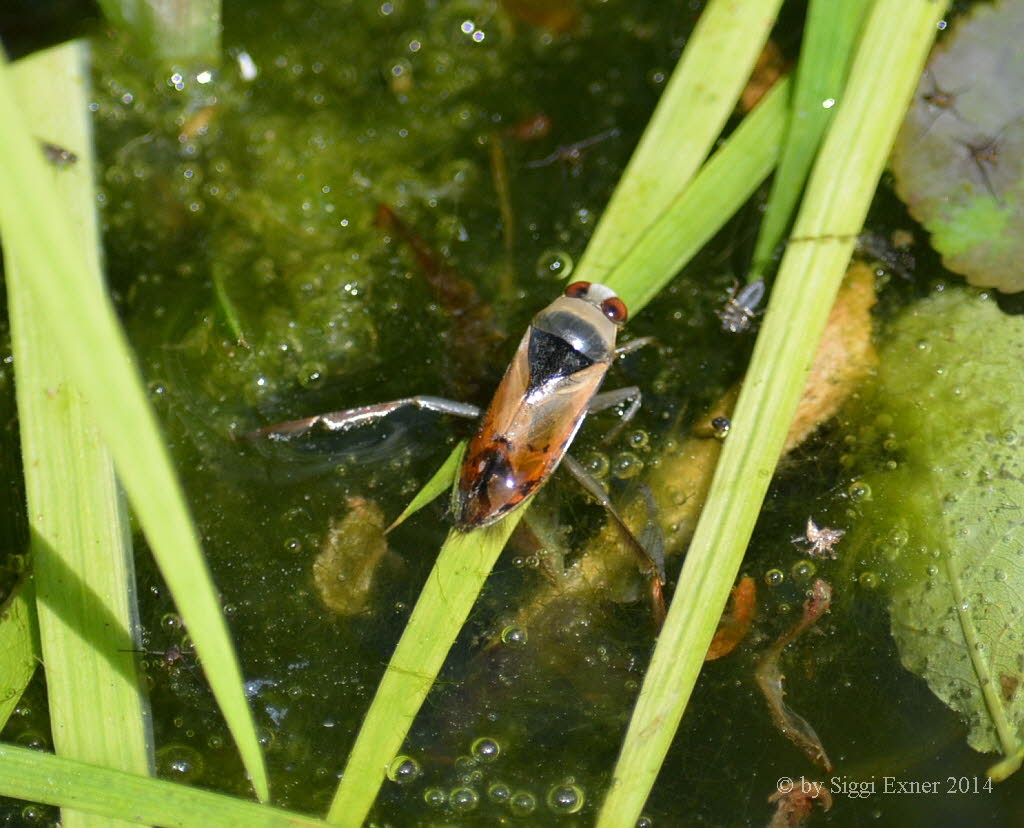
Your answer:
564,281 -> 591,299
601,296 -> 628,324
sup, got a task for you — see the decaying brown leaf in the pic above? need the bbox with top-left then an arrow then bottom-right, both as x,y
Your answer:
314,496 -> 391,616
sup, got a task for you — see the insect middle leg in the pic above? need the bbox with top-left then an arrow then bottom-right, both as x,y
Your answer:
248,396 -> 481,440
588,385 -> 642,444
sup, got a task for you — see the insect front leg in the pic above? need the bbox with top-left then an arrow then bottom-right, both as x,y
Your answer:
614,336 -> 655,358
248,396 -> 481,440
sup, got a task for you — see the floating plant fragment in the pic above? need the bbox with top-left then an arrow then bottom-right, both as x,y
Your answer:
313,496 -> 392,616
891,0 -> 1024,292
846,288 -> 1024,775
754,578 -> 834,772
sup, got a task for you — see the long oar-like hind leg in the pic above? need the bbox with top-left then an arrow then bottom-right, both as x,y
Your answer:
561,453 -> 666,626
247,396 -> 481,440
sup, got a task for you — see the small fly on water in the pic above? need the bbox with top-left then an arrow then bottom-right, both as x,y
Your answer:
717,279 -> 766,334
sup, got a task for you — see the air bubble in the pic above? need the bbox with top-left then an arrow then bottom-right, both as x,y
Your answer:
627,429 -> 650,450
858,571 -> 880,589
471,736 -> 500,762
764,568 -> 784,587
791,561 -> 815,583
888,528 -> 909,547
15,731 -> 48,751
488,782 -> 512,803
509,790 -> 537,815
501,626 -> 528,646
547,783 -> 585,813
536,249 -> 574,280
611,451 -> 643,480
583,451 -> 610,478
156,744 -> 204,782
20,805 -> 49,824
386,755 -> 421,784
847,480 -> 872,501
298,362 -> 325,389
450,787 -> 479,811
160,613 -> 184,633
424,787 -> 446,807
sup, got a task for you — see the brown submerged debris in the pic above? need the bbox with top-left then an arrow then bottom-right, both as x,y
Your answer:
313,496 -> 392,616
755,578 -> 834,772
767,777 -> 833,828
499,0 -> 581,35
705,575 -> 757,661
741,40 -> 788,113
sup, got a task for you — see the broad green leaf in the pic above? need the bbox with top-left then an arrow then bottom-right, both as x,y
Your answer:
0,46 -> 268,799
892,0 -> 1024,292
847,289 -> 1024,777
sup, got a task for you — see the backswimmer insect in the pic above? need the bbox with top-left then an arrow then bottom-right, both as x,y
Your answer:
251,282 -> 661,589
455,280 -> 632,528
251,281 -> 665,615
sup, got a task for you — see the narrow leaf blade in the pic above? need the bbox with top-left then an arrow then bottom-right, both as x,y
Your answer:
0,47 -> 269,800
6,42 -> 153,827
0,744 -> 327,828
597,2 -> 949,824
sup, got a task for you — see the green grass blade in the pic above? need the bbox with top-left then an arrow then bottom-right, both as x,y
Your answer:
574,0 -> 785,286
0,46 -> 268,800
386,441 -> 465,532
327,515 -> 525,826
597,2 -> 948,825
0,743 -> 329,828
748,0 -> 871,282
0,578 -> 40,733
5,42 -> 152,828
604,77 -> 790,312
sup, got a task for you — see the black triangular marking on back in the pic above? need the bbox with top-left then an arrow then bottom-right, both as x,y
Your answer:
526,328 -> 593,395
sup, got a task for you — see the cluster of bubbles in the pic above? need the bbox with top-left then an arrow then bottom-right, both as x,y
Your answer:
388,737 -> 586,816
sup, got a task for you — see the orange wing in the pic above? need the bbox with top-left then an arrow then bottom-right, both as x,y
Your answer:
454,329 -> 609,528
